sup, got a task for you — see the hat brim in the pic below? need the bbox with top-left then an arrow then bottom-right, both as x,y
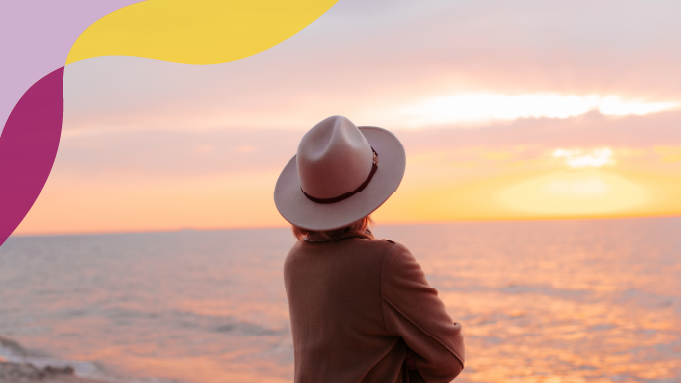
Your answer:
274,126 -> 406,231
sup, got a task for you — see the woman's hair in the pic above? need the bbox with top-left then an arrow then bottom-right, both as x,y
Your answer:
292,215 -> 374,241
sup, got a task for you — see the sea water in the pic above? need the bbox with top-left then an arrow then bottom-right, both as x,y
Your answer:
1,218 -> 680,383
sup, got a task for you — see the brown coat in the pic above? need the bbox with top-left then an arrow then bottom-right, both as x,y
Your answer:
284,234 -> 465,383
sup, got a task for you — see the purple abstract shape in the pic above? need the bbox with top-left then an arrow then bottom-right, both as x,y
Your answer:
0,67 -> 63,246
0,0 -> 142,134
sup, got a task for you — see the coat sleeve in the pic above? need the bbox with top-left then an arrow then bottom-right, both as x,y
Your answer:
380,242 -> 465,383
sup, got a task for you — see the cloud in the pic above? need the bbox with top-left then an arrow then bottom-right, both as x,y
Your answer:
25,0 -> 681,234
395,110 -> 681,150
63,0 -> 681,135
56,129 -> 302,178
371,95 -> 679,128
53,110 -> 681,185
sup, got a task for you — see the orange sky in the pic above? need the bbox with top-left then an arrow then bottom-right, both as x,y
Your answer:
17,137 -> 681,235
13,0 -> 681,235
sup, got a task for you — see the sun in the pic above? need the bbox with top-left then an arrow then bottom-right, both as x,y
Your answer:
497,168 -> 650,216
496,147 -> 650,216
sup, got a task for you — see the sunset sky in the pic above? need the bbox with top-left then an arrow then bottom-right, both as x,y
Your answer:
15,0 -> 681,235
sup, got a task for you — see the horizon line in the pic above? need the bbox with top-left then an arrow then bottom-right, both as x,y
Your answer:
8,213 -> 681,239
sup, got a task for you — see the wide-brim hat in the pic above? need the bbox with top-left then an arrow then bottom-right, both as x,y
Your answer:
274,116 -> 406,231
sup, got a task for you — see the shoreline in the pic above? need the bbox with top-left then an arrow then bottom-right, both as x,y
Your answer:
0,337 -> 111,383
0,361 -> 107,383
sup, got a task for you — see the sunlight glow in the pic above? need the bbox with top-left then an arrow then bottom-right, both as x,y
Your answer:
497,170 -> 649,216
388,94 -> 679,128
553,147 -> 615,168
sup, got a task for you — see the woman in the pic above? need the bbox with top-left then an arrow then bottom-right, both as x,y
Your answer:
274,116 -> 465,383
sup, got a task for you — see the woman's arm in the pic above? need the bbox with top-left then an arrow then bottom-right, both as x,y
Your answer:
381,242 -> 465,382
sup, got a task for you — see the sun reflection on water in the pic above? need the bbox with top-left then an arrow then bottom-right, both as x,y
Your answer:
1,222 -> 680,383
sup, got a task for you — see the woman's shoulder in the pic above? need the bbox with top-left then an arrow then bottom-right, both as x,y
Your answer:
286,237 -> 403,259
347,237 -> 406,255
284,238 -> 404,279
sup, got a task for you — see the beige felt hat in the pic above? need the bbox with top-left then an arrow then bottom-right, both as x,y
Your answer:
274,115 -> 406,231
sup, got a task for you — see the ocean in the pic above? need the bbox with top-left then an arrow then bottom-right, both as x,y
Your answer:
1,218 -> 680,383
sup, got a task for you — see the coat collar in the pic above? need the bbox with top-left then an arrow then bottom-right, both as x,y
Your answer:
304,230 -> 374,243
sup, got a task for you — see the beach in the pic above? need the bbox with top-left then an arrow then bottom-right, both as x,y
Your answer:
1,218 -> 680,383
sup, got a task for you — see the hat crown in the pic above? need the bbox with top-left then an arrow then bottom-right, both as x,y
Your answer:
296,116 -> 374,199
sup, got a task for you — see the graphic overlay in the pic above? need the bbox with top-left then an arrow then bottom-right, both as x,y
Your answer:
0,68 -> 64,245
0,0 -> 141,133
66,0 -> 338,65
0,0 -> 338,245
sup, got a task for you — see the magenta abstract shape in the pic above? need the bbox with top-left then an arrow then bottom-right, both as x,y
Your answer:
0,67 -> 64,246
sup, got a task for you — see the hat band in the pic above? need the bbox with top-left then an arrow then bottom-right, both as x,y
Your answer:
301,147 -> 378,204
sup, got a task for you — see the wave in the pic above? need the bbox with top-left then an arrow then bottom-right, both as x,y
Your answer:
0,336 -> 186,383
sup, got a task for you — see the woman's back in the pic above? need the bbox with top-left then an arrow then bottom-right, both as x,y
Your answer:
275,116 -> 465,382
284,235 -> 465,383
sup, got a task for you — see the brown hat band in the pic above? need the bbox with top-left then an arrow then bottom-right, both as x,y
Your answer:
301,147 -> 378,204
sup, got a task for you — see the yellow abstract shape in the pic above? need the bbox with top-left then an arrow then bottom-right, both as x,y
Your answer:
66,0 -> 338,65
